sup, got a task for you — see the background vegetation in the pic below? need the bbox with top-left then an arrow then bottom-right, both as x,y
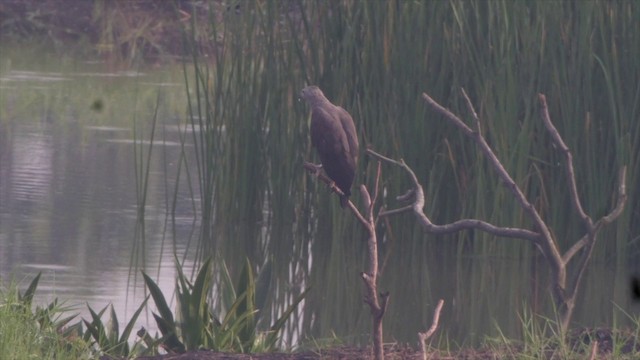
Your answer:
2,0 -> 639,351
180,0 -> 639,346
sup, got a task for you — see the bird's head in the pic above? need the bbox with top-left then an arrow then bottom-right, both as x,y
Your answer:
299,85 -> 324,105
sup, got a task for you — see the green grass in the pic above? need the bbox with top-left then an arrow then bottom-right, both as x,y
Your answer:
484,307 -> 640,359
0,259 -> 309,358
0,276 -> 91,359
2,272 -> 637,359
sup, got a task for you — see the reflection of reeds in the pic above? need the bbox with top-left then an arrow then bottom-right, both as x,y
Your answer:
172,0 -> 638,347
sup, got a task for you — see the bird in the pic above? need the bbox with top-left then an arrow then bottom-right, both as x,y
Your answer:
300,85 -> 359,208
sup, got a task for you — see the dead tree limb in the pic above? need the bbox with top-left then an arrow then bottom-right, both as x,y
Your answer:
369,89 -> 627,332
304,161 -> 387,360
303,161 -> 368,225
358,162 -> 388,360
368,150 -> 540,242
419,299 -> 444,360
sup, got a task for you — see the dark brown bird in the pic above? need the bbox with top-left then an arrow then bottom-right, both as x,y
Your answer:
301,86 -> 359,207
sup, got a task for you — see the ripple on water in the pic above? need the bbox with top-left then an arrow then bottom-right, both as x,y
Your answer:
10,131 -> 53,202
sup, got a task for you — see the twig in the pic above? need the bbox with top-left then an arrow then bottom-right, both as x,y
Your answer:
535,94 -> 627,329
599,166 -> 628,225
360,169 -> 386,360
419,299 -> 444,360
367,149 -> 541,243
304,158 -> 387,360
378,205 -> 413,217
538,94 -> 592,228
303,161 -> 368,225
461,88 -> 481,133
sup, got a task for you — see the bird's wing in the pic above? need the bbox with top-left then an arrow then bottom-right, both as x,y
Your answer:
310,107 -> 349,155
336,106 -> 359,162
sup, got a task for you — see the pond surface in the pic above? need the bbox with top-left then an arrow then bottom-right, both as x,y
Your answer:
0,49 -> 195,336
1,47 -> 638,348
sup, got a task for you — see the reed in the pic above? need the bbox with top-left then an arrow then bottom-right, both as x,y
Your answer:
172,0 -> 640,347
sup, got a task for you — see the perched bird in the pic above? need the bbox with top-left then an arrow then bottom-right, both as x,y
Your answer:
300,85 -> 359,207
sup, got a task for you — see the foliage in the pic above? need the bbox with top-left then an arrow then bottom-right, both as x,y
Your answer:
2,273 -> 639,357
3,0 -> 639,349
142,257 -> 309,353
0,0 -> 186,63
0,273 -> 91,359
485,308 -> 640,359
82,299 -> 151,357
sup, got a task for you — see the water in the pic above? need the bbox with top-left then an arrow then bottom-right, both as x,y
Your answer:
0,51 -> 194,337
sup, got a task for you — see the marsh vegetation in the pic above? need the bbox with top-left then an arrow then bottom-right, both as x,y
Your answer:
1,0 -> 640,358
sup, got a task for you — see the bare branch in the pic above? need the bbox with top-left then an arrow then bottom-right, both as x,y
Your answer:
361,272 -> 376,293
362,185 -> 378,280
303,161 -> 369,225
396,188 -> 416,202
419,299 -> 445,360
599,166 -> 628,225
562,234 -> 589,265
563,168 -> 627,325
461,88 -> 481,133
304,158 -> 388,360
365,147 -> 404,166
364,90 -> 627,335
361,170 -> 384,360
371,161 -> 382,213
379,205 -> 413,217
537,94 -> 627,329
367,149 -> 541,243
303,161 -> 342,195
347,199 -> 369,227
422,91 -> 568,287
538,94 -> 592,227
421,93 -> 562,262
361,184 -> 372,213
561,162 -> 626,265
421,93 -> 473,135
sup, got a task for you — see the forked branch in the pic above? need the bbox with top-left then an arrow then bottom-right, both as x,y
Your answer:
304,160 -> 387,360
368,150 -> 541,243
356,162 -> 387,360
371,89 -> 627,332
303,161 -> 368,225
419,299 -> 445,360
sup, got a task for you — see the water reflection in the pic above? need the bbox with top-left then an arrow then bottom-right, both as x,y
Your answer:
0,63 -> 192,337
1,70 -> 71,83
9,130 -> 52,202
